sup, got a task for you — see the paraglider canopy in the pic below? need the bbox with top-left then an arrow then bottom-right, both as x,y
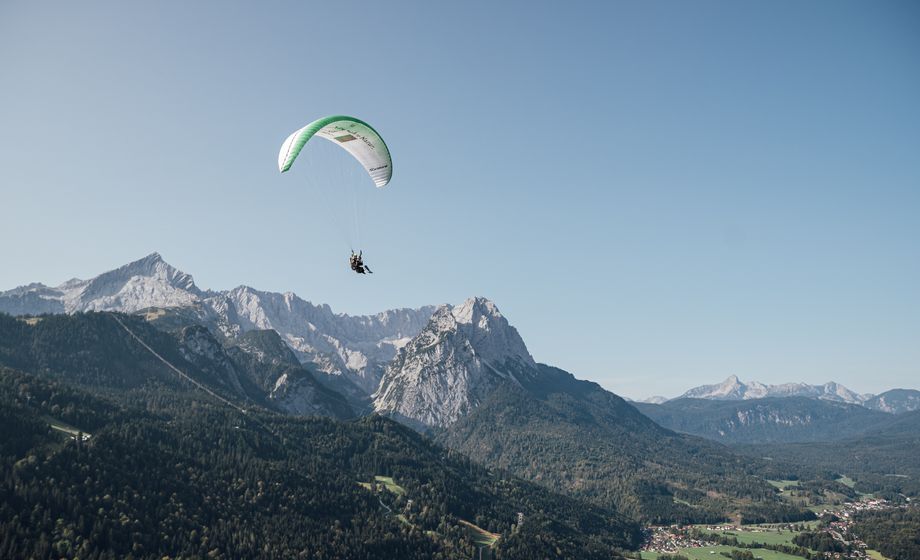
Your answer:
278,115 -> 392,188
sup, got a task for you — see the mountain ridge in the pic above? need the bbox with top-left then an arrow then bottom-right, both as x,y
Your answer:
658,376 -> 920,414
677,374 -> 872,404
0,253 -> 437,402
633,396 -> 894,444
0,312 -> 355,419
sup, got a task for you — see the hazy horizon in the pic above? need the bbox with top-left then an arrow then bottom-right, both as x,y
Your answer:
2,1 -> 918,398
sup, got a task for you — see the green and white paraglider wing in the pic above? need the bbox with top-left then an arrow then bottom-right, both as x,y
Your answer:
278,115 -> 392,188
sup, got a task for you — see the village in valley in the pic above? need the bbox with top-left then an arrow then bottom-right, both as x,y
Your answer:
641,496 -> 906,560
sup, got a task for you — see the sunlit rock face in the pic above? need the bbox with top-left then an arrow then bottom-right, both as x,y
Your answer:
373,297 -> 536,429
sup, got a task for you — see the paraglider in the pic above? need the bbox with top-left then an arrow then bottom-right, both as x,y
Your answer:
278,115 -> 392,274
349,251 -> 372,274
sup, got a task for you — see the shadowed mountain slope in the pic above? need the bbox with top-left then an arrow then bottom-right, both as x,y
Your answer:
633,397 -> 892,444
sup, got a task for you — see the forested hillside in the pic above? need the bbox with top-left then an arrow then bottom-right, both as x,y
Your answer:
0,312 -> 643,559
851,507 -> 920,560
633,397 -> 892,444
439,366 -> 813,524
733,413 -> 920,500
0,312 -> 354,419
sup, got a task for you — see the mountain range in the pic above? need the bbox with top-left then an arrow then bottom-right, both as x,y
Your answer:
679,374 -> 871,404
0,253 -> 436,406
632,397 -> 895,444
643,374 -> 919,415
3,251 -> 920,558
6,254 -> 916,416
634,375 -> 920,445
0,253 -> 820,524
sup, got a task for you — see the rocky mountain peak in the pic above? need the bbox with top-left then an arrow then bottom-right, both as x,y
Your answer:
451,296 -> 499,323
372,298 -> 536,429
68,253 -> 202,313
446,297 -> 534,367
680,375 -> 747,400
91,252 -> 196,286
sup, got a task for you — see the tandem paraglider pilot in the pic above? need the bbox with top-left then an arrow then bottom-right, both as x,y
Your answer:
349,251 -> 372,274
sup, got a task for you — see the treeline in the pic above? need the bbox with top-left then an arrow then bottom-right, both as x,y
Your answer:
690,528 -> 839,560
720,551 -> 755,560
791,531 -> 849,554
766,479 -> 859,508
0,365 -> 641,559
441,378 -> 816,525
851,507 -> 920,560
733,436 -> 920,501
0,312 -> 188,389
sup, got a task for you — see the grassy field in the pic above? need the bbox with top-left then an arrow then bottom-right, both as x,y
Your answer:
697,527 -> 798,547
143,308 -> 168,321
866,550 -> 891,560
642,545 -> 805,560
458,519 -> 500,547
807,501 -> 848,513
836,476 -> 857,488
768,477 -> 856,510
43,416 -> 91,441
766,480 -> 800,491
749,521 -> 819,531
357,475 -> 407,496
373,475 -> 406,495
357,476 -> 499,553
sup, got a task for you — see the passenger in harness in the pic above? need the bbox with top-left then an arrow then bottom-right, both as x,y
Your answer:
349,250 -> 372,274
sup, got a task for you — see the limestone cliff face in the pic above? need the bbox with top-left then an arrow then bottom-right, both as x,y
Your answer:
373,297 -> 535,429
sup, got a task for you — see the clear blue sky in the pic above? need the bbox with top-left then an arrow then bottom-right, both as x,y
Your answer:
1,1 -> 918,398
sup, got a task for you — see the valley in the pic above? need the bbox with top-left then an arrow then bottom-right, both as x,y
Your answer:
642,497 -> 905,560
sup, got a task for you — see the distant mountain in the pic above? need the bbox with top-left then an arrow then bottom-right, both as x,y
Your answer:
870,408 -> 920,438
0,253 -> 436,403
863,389 -> 920,414
633,397 -> 893,444
677,375 -> 871,404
